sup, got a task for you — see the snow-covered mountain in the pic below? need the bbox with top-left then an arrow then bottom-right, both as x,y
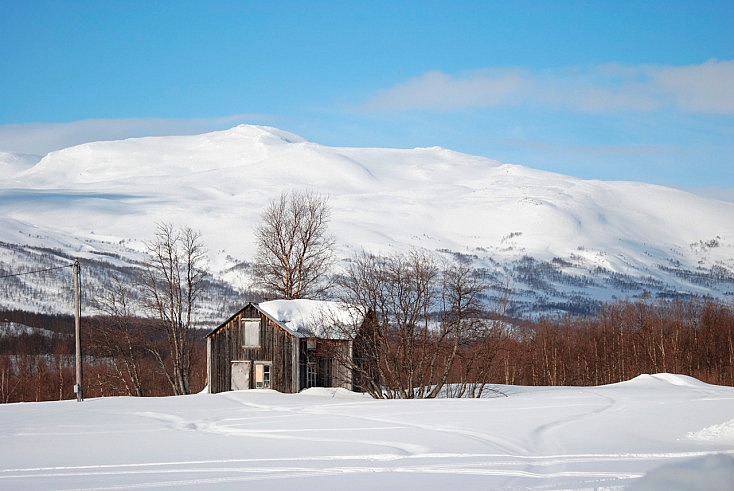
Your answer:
1,124 -> 733,317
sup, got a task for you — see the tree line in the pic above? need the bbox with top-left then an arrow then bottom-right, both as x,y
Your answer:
0,313 -> 208,403
496,299 -> 734,388
3,295 -> 732,403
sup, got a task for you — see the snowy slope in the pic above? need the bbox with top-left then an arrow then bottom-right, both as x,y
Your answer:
1,125 -> 733,316
0,152 -> 40,177
0,321 -> 58,338
1,374 -> 733,489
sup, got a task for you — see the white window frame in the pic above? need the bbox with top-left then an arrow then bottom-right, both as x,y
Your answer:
255,362 -> 271,389
241,318 -> 260,348
306,361 -> 317,388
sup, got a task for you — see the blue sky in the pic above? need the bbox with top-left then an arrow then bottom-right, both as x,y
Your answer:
1,1 -> 733,197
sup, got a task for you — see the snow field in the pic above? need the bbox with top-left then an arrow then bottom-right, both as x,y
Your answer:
1,374 -> 733,489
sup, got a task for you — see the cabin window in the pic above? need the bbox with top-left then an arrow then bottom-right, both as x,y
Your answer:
241,318 -> 260,347
306,361 -> 317,388
255,362 -> 271,389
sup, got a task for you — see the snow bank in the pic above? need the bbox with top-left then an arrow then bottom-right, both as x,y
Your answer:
630,453 -> 734,491
688,419 -> 734,444
647,373 -> 712,387
614,373 -> 713,389
298,387 -> 370,399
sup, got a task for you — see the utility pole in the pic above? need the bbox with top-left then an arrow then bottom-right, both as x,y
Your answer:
74,258 -> 83,402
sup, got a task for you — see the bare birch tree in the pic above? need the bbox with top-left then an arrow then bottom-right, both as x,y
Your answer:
92,275 -> 146,397
427,261 -> 490,398
334,250 -> 494,399
254,190 -> 334,299
142,223 -> 206,395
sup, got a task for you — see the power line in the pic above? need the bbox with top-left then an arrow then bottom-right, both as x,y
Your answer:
0,264 -> 74,279
0,257 -> 85,402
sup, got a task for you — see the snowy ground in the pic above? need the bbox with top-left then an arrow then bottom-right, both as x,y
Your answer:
1,374 -> 734,490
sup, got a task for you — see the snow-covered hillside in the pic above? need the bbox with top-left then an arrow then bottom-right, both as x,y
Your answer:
1,125 -> 733,316
0,320 -> 57,338
1,374 -> 733,489
0,152 -> 40,177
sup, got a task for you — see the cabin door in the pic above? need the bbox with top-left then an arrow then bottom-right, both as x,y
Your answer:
231,361 -> 251,390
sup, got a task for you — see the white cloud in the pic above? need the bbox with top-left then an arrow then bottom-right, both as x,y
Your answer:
649,59 -> 734,114
0,114 -> 277,155
365,69 -> 532,112
491,137 -> 662,158
363,60 -> 734,114
677,185 -> 734,204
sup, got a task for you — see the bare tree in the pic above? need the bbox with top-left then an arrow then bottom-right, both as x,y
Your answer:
428,261 -> 491,398
91,275 -> 146,397
254,190 -> 334,299
142,223 -> 206,395
334,250 -> 495,399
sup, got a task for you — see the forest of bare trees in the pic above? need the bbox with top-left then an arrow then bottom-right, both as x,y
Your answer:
0,312 -> 209,403
324,248 -> 734,398
0,221 -> 212,403
497,299 -> 734,388
2,296 -> 732,403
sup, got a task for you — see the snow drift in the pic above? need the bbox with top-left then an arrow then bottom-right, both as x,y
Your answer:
1,374 -> 733,489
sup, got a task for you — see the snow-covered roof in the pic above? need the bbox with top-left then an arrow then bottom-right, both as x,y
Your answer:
256,299 -> 364,340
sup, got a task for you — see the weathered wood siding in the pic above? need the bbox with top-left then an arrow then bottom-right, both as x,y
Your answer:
208,304 -> 297,393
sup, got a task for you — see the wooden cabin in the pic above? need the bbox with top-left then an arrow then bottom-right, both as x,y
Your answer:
206,299 -> 364,393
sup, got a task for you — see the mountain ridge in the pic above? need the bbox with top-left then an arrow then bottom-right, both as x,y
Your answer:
1,124 -> 733,317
